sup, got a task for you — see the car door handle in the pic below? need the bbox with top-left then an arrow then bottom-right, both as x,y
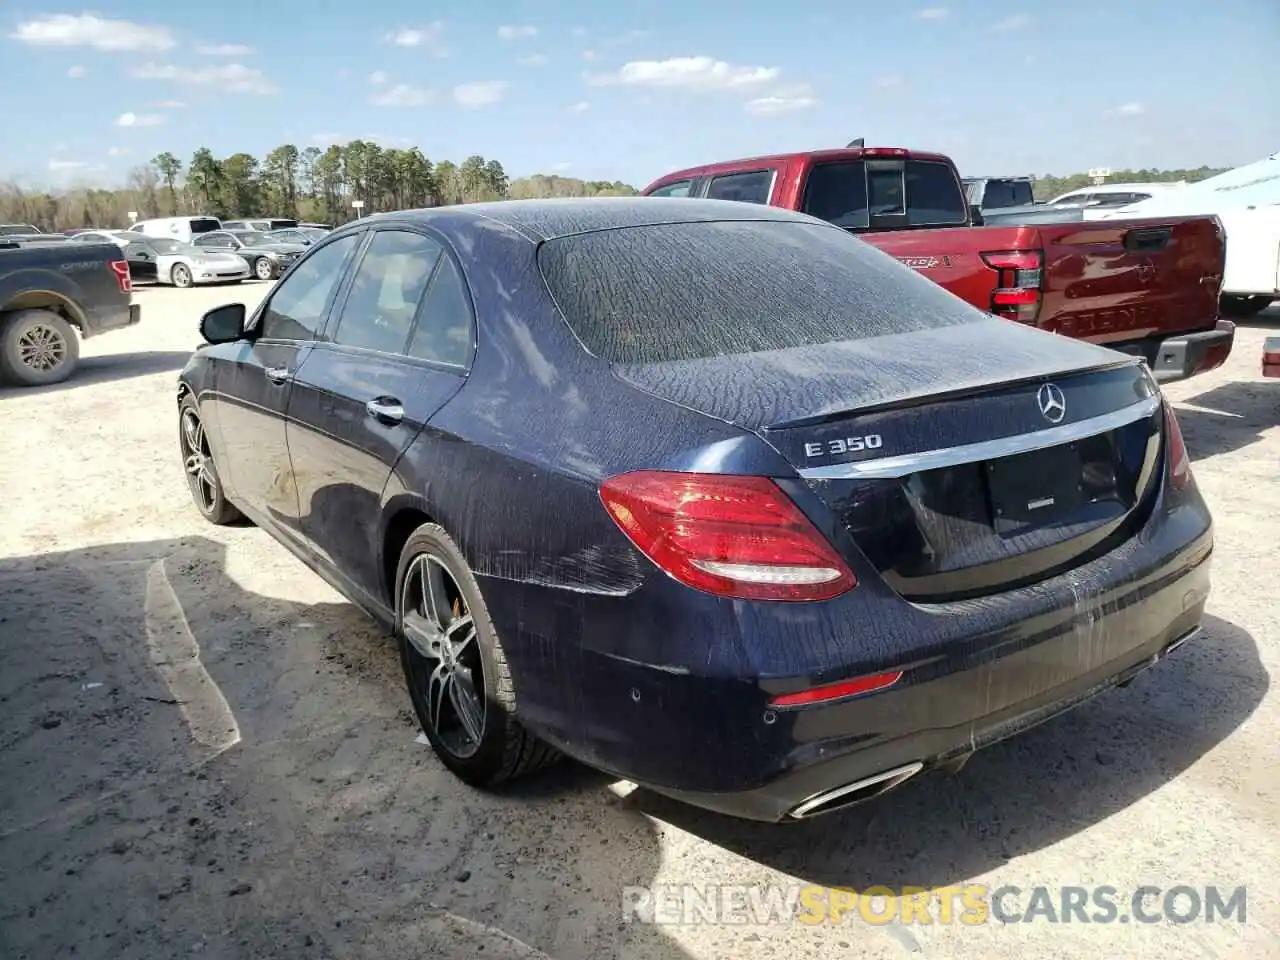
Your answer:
264,366 -> 291,384
365,397 -> 405,424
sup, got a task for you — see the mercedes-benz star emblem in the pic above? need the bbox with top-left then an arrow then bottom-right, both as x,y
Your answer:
1037,383 -> 1067,424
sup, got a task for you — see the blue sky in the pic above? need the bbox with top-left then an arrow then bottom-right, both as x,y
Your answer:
4,0 -> 1278,190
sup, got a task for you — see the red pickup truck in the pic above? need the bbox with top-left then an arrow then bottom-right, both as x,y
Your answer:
643,146 -> 1234,382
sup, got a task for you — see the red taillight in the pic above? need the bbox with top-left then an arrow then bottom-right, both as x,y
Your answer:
982,249 -> 1044,324
861,147 -> 909,157
770,670 -> 903,708
1163,401 -> 1192,490
108,259 -> 132,294
598,471 -> 856,602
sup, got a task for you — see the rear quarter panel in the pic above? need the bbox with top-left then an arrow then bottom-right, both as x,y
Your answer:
0,242 -> 127,334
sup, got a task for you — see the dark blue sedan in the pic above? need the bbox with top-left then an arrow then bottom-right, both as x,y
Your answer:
177,198 -> 1213,821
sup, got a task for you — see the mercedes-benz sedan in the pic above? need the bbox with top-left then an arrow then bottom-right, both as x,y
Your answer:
175,198 -> 1212,822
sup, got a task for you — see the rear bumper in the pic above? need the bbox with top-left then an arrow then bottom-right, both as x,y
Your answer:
1150,319 -> 1235,383
1264,336 -> 1280,378
493,487 -> 1214,822
83,301 -> 140,338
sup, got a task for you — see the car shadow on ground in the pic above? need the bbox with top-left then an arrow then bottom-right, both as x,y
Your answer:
0,350 -> 192,397
1172,379 -> 1280,460
0,536 -> 691,960
628,612 -> 1266,891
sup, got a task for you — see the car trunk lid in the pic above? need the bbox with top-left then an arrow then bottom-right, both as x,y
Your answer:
612,319 -> 1165,601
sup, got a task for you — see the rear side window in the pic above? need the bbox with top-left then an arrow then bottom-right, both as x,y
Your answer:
331,230 -> 442,353
407,255 -> 474,367
705,170 -> 774,204
802,160 -> 967,228
539,220 -> 979,364
190,218 -> 221,235
647,180 -> 693,198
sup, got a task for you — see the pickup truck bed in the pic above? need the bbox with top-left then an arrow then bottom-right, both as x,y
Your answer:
0,239 -> 139,386
643,146 -> 1233,382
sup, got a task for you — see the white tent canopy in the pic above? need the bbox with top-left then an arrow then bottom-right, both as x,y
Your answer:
1093,152 -> 1280,218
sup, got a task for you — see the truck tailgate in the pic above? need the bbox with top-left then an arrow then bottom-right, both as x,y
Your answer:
1036,215 -> 1224,344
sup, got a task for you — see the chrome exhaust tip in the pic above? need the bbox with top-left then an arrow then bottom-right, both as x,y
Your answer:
787,761 -> 924,820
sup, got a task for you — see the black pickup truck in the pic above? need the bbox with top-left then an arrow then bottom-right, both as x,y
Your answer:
0,239 -> 140,386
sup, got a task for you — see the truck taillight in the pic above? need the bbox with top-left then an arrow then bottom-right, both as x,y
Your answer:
599,471 -> 856,602
108,259 -> 132,294
982,249 -> 1043,324
861,147 -> 909,157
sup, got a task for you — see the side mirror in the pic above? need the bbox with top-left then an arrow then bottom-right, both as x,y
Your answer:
968,203 -> 985,226
200,303 -> 247,345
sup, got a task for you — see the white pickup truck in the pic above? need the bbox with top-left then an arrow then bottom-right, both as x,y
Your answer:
1089,153 -> 1280,318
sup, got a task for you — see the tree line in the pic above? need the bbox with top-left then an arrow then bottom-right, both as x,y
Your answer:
0,140 -> 640,232
0,140 -> 1233,233
1030,166 -> 1228,201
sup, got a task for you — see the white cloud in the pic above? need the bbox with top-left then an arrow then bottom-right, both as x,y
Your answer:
589,56 -> 780,91
1107,102 -> 1145,116
497,25 -> 538,41
9,13 -> 175,51
745,83 -> 818,115
567,100 -> 590,113
48,158 -> 90,171
990,14 -> 1030,32
453,80 -> 509,107
385,23 -> 447,56
368,70 -> 389,85
116,111 -> 166,127
67,65 -> 86,78
108,146 -> 132,157
914,7 -> 949,19
151,99 -> 186,108
369,84 -> 432,107
581,50 -> 601,62
130,62 -> 278,95
196,43 -> 255,56
874,74 -> 904,88
517,54 -> 549,66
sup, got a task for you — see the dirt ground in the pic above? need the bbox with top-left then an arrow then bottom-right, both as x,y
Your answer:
0,283 -> 1276,959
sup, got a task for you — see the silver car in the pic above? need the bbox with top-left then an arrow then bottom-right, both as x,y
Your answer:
72,230 -> 250,286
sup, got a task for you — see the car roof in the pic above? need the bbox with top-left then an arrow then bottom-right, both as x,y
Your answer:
362,197 -> 816,243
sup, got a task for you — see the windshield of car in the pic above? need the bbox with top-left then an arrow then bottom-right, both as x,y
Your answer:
235,231 -> 272,245
0,224 -> 40,235
149,238 -> 190,255
801,159 -> 968,228
538,219 -> 980,364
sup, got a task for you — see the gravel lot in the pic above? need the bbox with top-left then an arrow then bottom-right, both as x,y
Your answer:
1,283 -> 1276,959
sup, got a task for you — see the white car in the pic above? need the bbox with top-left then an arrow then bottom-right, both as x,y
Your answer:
1089,153 -> 1280,316
72,230 -> 250,287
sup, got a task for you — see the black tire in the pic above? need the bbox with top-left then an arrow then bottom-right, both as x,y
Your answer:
1220,295 -> 1274,318
178,395 -> 243,525
0,309 -> 80,387
171,263 -> 193,288
395,523 -> 558,787
253,257 -> 276,281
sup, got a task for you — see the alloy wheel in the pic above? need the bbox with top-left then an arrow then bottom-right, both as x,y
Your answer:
180,408 -> 218,513
401,553 -> 486,759
16,321 -> 67,373
255,258 -> 274,280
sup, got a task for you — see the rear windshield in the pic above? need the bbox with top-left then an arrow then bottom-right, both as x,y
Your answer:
269,219 -> 299,229
538,219 -> 979,364
190,218 -> 221,234
802,160 -> 967,228
980,179 -> 1035,208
